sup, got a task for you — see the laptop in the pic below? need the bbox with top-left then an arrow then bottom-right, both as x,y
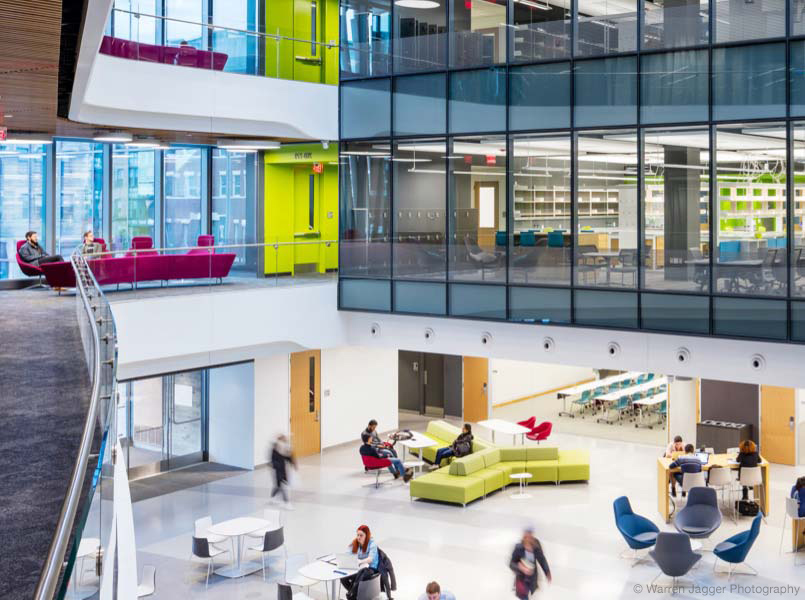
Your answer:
694,452 -> 710,464
335,553 -> 360,570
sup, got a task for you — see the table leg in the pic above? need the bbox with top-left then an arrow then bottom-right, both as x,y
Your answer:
401,444 -> 407,462
234,534 -> 242,572
331,578 -> 338,600
491,430 -> 496,444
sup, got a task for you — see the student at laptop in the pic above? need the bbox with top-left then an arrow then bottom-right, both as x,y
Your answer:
419,581 -> 457,600
668,444 -> 701,498
360,433 -> 412,482
664,435 -> 684,458
340,525 -> 379,600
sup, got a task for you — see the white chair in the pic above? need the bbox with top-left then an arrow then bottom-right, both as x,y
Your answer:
137,565 -> 156,597
190,536 -> 230,588
707,467 -> 736,521
780,497 -> 805,565
682,472 -> 706,495
738,466 -> 765,518
285,553 -> 316,592
246,508 -> 282,542
194,516 -> 229,551
246,527 -> 285,580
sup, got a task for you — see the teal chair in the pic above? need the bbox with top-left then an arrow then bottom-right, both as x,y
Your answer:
547,231 -> 564,247
520,231 -> 536,246
495,231 -> 507,247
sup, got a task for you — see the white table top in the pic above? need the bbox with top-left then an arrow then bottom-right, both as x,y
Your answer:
598,377 -> 668,402
583,251 -> 622,258
510,473 -> 532,480
558,372 -> 643,397
299,559 -> 357,582
633,392 -> 668,407
208,517 -> 270,538
398,432 -> 439,449
478,419 -> 530,435
76,537 -> 100,558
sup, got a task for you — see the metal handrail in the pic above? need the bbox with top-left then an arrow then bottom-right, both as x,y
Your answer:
33,256 -> 112,600
79,239 -> 339,259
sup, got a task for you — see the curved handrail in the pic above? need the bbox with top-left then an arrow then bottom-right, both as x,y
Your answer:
33,254 -> 115,600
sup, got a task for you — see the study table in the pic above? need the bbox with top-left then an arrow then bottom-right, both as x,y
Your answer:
477,418 -> 531,444
207,516 -> 273,578
633,391 -> 667,427
299,556 -> 358,600
556,371 -> 641,417
581,250 -> 622,284
657,454 -> 769,523
397,431 -> 437,475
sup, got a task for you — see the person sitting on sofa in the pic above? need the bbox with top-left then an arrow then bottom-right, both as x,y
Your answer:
79,230 -> 103,255
364,419 -> 397,458
432,423 -> 473,468
668,443 -> 701,498
19,231 -> 63,266
418,581 -> 456,600
360,433 -> 412,482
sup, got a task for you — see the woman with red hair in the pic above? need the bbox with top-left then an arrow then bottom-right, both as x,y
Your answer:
340,525 -> 379,600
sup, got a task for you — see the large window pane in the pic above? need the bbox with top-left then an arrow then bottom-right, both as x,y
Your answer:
394,280 -> 446,314
712,43 -> 785,121
574,57 -> 637,127
642,127 -> 710,293
575,131 -> 638,288
449,136 -> 506,283
714,124 -> 787,296
0,144 -> 47,279
111,0 -> 159,44
574,289 -> 638,328
112,146 -> 156,251
713,296 -> 786,339
509,286 -> 571,324
340,278 -> 391,310
165,0 -> 207,49
393,139 -> 446,280
449,68 -> 506,134
56,141 -> 104,256
795,124 -> 805,297
340,141 -> 391,277
394,74 -> 446,136
641,292 -> 709,333
642,0 -> 708,49
164,147 -> 204,248
449,283 -> 506,318
394,0 -> 446,73
510,63 -> 571,131
211,0 -> 258,74
341,78 -> 391,139
576,0 -> 637,57
510,133 -> 572,285
640,50 -> 708,124
340,0 -> 391,78
510,0 -> 571,62
791,42 -> 805,117
714,0 -> 784,43
212,149 -> 257,270
449,0 -> 506,68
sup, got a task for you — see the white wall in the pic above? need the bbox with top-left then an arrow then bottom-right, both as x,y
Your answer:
669,378 -> 698,448
321,346 -> 398,449
208,362 -> 255,469
254,355 -> 290,467
488,359 -> 594,408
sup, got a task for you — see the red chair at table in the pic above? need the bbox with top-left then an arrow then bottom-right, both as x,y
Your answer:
527,421 -> 552,444
15,240 -> 46,288
361,454 -> 391,489
517,416 -> 537,430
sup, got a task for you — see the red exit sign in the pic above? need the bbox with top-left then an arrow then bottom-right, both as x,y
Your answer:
0,127 -> 7,141
312,162 -> 323,174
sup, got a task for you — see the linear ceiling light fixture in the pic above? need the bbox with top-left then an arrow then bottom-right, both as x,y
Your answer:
93,131 -> 133,143
217,139 -> 281,151
515,0 -> 552,9
395,0 -> 440,8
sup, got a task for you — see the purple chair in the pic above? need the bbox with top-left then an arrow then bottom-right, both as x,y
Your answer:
187,235 -> 215,255
196,50 -> 213,69
126,236 -> 154,256
162,46 -> 180,65
15,240 -> 46,288
100,35 -> 113,55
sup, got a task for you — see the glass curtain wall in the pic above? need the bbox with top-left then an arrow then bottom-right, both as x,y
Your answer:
111,0 -> 160,43
510,0 -> 571,62
393,0 -> 447,73
795,124 -> 805,297
211,149 -> 257,270
164,147 -> 205,248
56,141 -> 104,256
449,0 -> 506,68
576,0 -> 637,57
643,0 -> 708,49
340,0 -> 392,78
211,0 -> 258,74
112,146 -> 157,250
165,0 -> 209,49
0,144 -> 47,280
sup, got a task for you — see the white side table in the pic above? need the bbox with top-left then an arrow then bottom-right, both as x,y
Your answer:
510,472 -> 532,500
403,459 -> 425,477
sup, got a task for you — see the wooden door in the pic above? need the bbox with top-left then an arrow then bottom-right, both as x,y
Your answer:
463,356 -> 489,422
475,182 -> 499,249
761,385 -> 796,465
294,0 -> 323,82
290,350 -> 321,457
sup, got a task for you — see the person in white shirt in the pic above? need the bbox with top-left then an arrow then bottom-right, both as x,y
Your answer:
418,581 -> 456,600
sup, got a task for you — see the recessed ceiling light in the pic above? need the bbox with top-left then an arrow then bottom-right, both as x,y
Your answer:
94,131 -> 133,143
216,139 -> 281,150
3,114 -> 12,118
126,138 -> 162,148
3,137 -> 53,145
395,0 -> 439,8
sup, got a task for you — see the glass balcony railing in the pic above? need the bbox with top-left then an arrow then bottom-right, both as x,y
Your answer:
103,7 -> 338,82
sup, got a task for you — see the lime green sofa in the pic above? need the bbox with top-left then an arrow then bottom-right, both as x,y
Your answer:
408,424 -> 590,506
408,420 -> 493,464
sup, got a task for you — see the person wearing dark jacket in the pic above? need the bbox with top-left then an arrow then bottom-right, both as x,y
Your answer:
791,476 -> 805,518
509,527 -> 551,599
433,423 -> 473,468
269,434 -> 296,508
377,547 -> 397,600
668,444 -> 702,498
18,231 -> 63,266
361,433 -> 412,482
736,439 -> 761,501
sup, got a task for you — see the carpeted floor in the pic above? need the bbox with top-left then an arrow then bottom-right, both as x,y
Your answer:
0,288 -> 92,599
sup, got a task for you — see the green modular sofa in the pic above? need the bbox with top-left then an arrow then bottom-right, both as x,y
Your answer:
408,420 -> 493,464
408,421 -> 590,506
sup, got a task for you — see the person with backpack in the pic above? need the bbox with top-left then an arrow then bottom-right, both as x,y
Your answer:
269,433 -> 296,508
432,423 -> 473,468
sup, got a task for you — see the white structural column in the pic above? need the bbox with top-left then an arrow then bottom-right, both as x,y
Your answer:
668,377 -> 698,446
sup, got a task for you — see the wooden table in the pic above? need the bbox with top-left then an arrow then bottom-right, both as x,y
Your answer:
657,454 -> 769,523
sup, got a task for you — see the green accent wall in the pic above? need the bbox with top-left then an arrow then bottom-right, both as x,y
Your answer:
265,0 -> 338,84
264,144 -> 338,275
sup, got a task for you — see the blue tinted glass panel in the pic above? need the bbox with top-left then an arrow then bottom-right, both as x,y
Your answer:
713,297 -> 786,339
394,281 -> 446,314
713,44 -> 785,121
791,41 -> 805,117
449,68 -> 506,134
449,283 -> 506,319
791,302 -> 805,341
340,279 -> 391,311
510,63 -> 571,131
340,0 -> 391,78
394,74 -> 446,136
56,140 -> 104,256
641,293 -> 709,333
341,79 -> 391,139
574,57 -> 637,127
640,50 -> 708,124
574,290 -> 638,328
509,287 -> 571,324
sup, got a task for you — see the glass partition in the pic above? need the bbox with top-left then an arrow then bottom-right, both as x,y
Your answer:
794,123 -> 805,297
340,0 -> 392,78
642,0 -> 708,49
574,56 -> 637,127
714,0 -> 785,43
449,68 -> 506,133
510,62 -> 571,131
341,78 -> 392,139
211,149 -> 257,270
640,50 -> 708,124
112,146 -> 157,251
510,0 -> 571,62
165,0 -> 207,49
164,147 -> 204,248
394,0 -> 447,73
449,0 -> 506,68
393,73 -> 447,136
56,141 -> 105,256
576,0 -> 637,57
712,43 -> 786,121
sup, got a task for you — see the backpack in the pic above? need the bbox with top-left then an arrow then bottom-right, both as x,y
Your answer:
389,429 -> 413,442
738,499 -> 759,516
454,439 -> 472,457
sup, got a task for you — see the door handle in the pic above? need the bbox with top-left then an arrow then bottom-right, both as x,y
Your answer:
424,370 -> 428,386
790,416 -> 795,432
295,55 -> 322,64
315,410 -> 320,422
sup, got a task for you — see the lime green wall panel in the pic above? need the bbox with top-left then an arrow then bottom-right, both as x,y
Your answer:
266,0 -> 294,79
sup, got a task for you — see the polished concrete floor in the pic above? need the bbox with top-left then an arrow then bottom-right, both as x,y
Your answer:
117,420 -> 802,600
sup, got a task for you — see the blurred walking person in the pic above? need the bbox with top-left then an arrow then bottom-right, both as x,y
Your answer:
270,433 -> 296,509
509,527 -> 551,599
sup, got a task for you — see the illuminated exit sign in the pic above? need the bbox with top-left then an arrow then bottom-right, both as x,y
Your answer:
0,127 -> 7,141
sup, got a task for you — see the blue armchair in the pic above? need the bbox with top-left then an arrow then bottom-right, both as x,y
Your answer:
674,486 -> 722,543
614,496 -> 660,561
713,515 -> 761,576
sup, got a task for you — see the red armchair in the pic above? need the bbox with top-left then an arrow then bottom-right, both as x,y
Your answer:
361,454 -> 391,489
517,416 -> 537,430
527,421 -> 552,444
15,240 -> 47,288
187,234 -> 215,255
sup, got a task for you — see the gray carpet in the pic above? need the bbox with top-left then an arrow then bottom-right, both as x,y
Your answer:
0,289 -> 92,599
129,463 -> 247,503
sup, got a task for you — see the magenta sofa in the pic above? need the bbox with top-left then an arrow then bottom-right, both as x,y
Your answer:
99,35 -> 228,71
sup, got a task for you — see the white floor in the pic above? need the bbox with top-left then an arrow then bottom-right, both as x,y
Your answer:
114,418 -> 803,600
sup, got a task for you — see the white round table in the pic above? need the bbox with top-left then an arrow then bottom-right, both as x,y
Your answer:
510,472 -> 532,499
207,517 -> 271,578
299,559 -> 358,600
71,537 -> 100,599
404,459 -> 425,476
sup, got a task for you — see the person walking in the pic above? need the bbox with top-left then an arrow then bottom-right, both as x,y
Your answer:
269,433 -> 296,509
509,527 -> 551,599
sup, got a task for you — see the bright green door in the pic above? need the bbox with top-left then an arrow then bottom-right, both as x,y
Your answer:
293,0 -> 323,82
294,167 -> 323,270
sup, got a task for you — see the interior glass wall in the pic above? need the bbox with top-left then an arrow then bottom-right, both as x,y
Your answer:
164,147 -> 205,248
510,133 -> 571,285
111,0 -> 160,43
211,0 -> 258,74
393,0 -> 447,73
714,0 -> 785,42
112,146 -> 157,251
576,0 -> 637,57
211,149 -> 257,270
56,141 -> 104,256
449,0 -> 506,68
165,0 -> 208,49
448,135 -> 506,282
574,56 -> 637,127
642,127 -> 710,292
0,144 -> 47,280
510,63 -> 571,131
794,123 -> 805,297
575,130 -> 638,288
340,0 -> 392,78
640,50 -> 708,124
510,0 -> 571,62
393,73 -> 447,136
642,0 -> 708,49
